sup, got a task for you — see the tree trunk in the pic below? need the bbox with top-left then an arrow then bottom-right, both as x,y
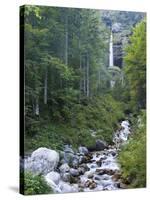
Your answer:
65,14 -> 68,66
35,98 -> 39,115
86,54 -> 90,97
83,56 -> 86,95
44,66 -> 48,104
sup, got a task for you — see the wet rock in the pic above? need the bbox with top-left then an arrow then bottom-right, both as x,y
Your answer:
78,146 -> 89,156
70,176 -> 79,184
88,174 -> 94,179
96,168 -> 116,176
24,147 -> 59,175
59,181 -> 78,193
70,168 -> 79,177
45,171 -> 60,185
94,176 -> 101,181
88,140 -> 107,151
96,140 -> 107,151
96,159 -> 102,166
111,151 -> 116,157
119,182 -> 128,189
72,156 -> 79,168
63,145 -> 75,164
85,180 -> 97,189
84,170 -> 94,178
61,172 -> 71,182
79,163 -> 90,171
96,169 -> 105,175
78,167 -> 86,175
59,163 -> 70,173
90,163 -> 97,168
89,181 -> 97,189
112,172 -> 121,181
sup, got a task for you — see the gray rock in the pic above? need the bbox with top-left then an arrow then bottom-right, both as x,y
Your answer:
70,168 -> 79,177
95,140 -> 107,151
64,145 -> 74,154
112,23 -> 122,33
61,172 -> 71,182
45,171 -> 60,185
72,156 -> 79,168
59,181 -> 78,193
24,147 -> 59,175
59,163 -> 70,173
78,146 -> 89,156
78,167 -> 86,175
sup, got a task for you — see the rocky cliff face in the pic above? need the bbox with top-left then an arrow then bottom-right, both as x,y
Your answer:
101,10 -> 145,68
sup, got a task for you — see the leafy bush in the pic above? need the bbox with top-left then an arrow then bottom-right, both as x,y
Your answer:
118,110 -> 146,188
21,172 -> 53,195
25,94 -> 125,152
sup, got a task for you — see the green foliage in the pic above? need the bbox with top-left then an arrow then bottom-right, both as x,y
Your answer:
124,20 -> 146,111
21,172 -> 53,195
25,94 -> 125,153
118,110 -> 146,188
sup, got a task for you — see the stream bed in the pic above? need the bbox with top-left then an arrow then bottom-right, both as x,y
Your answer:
24,120 -> 131,193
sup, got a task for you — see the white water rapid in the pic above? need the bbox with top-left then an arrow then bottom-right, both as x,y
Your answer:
78,120 -> 131,192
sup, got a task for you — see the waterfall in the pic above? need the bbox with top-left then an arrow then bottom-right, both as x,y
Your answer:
109,31 -> 115,88
109,31 -> 113,67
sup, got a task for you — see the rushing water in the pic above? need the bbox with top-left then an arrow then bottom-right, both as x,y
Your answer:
78,120 -> 131,192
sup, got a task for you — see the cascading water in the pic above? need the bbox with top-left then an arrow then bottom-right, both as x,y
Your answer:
78,120 -> 131,192
109,31 -> 116,88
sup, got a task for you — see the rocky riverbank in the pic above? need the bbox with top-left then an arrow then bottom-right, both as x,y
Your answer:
22,120 -> 131,193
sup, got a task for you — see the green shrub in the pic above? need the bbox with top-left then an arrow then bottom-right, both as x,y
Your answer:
25,94 -> 125,152
21,172 -> 53,195
118,110 -> 146,188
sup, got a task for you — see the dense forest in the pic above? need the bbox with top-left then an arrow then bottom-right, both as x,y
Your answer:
20,5 -> 146,195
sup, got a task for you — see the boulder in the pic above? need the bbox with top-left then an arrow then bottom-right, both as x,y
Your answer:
59,163 -> 70,173
45,171 -> 60,185
24,147 -> 59,175
61,172 -> 71,182
59,181 -> 78,193
63,145 -> 75,164
44,178 -> 61,193
70,168 -> 79,177
95,140 -> 107,151
78,167 -> 86,175
72,156 -> 79,168
84,170 -> 95,178
88,140 -> 107,151
78,146 -> 89,156
119,182 -> 128,189
85,180 -> 97,189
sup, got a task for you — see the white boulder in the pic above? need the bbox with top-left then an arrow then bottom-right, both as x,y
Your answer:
78,146 -> 89,155
59,163 -> 70,173
59,181 -> 78,193
24,147 -> 59,175
45,171 -> 60,185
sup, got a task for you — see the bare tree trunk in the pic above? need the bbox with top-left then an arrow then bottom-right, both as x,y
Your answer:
86,54 -> 89,97
44,66 -> 48,104
65,15 -> 68,66
83,56 -> 86,95
79,54 -> 82,92
35,98 -> 39,115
